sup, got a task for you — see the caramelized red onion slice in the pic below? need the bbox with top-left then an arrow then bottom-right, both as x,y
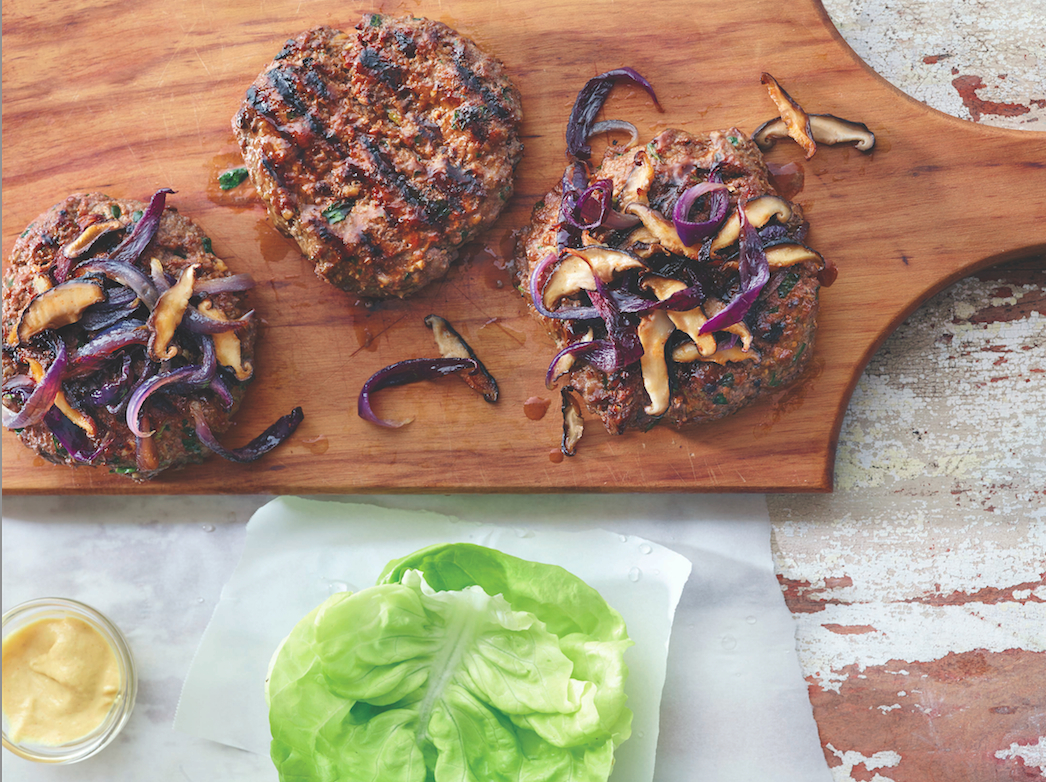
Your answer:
700,202 -> 770,334
2,332 -> 67,430
89,352 -> 135,408
590,119 -> 639,148
358,357 -> 478,428
44,407 -> 112,464
557,161 -> 591,251
67,320 -> 149,378
75,258 -> 160,310
565,179 -> 640,232
109,188 -> 173,266
673,176 -> 729,246
193,273 -> 256,296
125,337 -> 217,437
191,404 -> 303,463
182,306 -> 254,334
567,67 -> 662,159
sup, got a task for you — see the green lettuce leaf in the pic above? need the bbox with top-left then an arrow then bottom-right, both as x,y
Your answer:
267,543 -> 633,782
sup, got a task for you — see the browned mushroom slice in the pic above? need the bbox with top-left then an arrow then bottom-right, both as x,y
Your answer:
760,72 -> 816,159
642,275 -> 717,356
541,247 -> 646,310
624,203 -> 701,260
561,387 -> 585,456
709,195 -> 793,256
424,314 -> 499,402
637,309 -> 676,416
703,297 -> 753,351
720,243 -> 824,270
62,219 -> 123,260
765,243 -> 824,268
197,300 -> 253,381
147,264 -> 197,360
17,278 -> 106,343
672,340 -> 760,365
619,148 -> 655,206
809,114 -> 876,152
755,114 -> 875,153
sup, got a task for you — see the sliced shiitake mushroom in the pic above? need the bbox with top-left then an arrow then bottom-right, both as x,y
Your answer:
561,387 -> 585,456
719,242 -> 824,270
672,340 -> 759,365
541,246 -> 645,310
637,309 -> 676,416
424,314 -> 499,402
754,114 -> 876,153
17,278 -> 106,343
62,219 -> 123,260
624,203 -> 702,260
619,148 -> 655,206
197,300 -> 253,381
642,275 -> 717,356
760,72 -> 816,159
147,264 -> 197,360
709,195 -> 793,255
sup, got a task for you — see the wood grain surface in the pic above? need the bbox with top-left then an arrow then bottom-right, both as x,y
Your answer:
3,0 -> 1044,494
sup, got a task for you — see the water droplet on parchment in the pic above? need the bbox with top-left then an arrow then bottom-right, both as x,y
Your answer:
721,635 -> 738,651
328,581 -> 351,595
746,615 -> 757,624
514,528 -> 535,539
628,567 -> 642,582
201,524 -> 215,533
639,543 -> 653,555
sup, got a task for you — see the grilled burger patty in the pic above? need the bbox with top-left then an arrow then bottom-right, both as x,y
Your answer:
2,192 -> 258,480
516,128 -> 824,434
234,14 -> 524,298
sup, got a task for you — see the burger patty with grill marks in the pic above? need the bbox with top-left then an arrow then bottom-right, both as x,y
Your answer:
234,14 -> 524,299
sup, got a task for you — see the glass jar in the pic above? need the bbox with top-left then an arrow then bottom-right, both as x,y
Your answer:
1,597 -> 137,764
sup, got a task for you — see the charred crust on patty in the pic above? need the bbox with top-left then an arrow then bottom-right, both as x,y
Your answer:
233,15 -> 524,299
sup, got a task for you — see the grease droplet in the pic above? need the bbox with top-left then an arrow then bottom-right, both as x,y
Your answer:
523,396 -> 551,420
628,567 -> 641,582
302,435 -> 330,455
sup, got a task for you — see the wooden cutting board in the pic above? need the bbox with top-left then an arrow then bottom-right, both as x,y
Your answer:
3,0 -> 1044,495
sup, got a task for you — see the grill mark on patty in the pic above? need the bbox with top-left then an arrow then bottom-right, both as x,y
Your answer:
452,43 -> 510,120
255,58 -> 455,229
357,46 -> 404,92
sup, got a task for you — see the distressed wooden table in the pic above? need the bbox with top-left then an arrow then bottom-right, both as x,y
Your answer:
771,1 -> 1046,779
1,0 -> 1043,780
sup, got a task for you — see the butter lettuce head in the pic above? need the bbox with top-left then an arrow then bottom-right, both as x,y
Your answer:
267,543 -> 633,782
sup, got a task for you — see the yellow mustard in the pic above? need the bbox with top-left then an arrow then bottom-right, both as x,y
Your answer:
2,616 -> 121,745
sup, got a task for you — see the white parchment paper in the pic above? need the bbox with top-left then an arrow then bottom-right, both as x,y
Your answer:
175,495 -> 831,782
